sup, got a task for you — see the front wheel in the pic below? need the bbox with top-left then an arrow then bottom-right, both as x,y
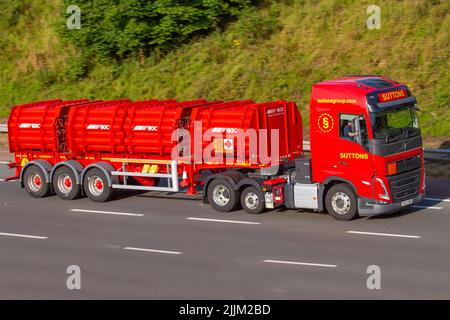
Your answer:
325,184 -> 359,221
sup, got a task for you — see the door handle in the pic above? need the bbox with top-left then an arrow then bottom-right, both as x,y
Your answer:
338,161 -> 348,166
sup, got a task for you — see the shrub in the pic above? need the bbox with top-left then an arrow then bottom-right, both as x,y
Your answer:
59,0 -> 252,62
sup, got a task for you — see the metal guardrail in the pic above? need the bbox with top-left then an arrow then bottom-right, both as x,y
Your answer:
0,125 -> 447,161
423,148 -> 450,162
303,140 -> 310,151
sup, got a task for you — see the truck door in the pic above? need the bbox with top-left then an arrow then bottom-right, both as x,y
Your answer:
335,113 -> 374,199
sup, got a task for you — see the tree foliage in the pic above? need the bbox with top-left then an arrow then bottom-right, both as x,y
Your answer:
60,0 -> 251,62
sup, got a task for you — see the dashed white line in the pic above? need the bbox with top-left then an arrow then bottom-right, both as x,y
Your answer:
424,198 -> 450,202
187,217 -> 261,225
0,232 -> 48,240
70,209 -> 144,217
411,205 -> 443,210
347,230 -> 421,239
123,247 -> 182,255
263,259 -> 337,268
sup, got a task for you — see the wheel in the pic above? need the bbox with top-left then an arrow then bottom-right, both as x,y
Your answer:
23,165 -> 51,198
83,168 -> 114,202
52,166 -> 82,200
325,184 -> 359,221
241,186 -> 265,214
207,179 -> 239,212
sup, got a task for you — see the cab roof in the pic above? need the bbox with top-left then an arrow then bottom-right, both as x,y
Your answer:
314,75 -> 403,94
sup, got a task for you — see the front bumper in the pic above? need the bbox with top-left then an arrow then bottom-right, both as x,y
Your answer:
358,193 -> 425,217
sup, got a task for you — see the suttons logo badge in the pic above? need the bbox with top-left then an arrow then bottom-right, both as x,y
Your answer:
317,113 -> 334,133
378,89 -> 407,103
340,152 -> 369,160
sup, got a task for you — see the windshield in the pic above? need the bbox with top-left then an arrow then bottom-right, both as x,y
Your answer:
372,106 -> 419,140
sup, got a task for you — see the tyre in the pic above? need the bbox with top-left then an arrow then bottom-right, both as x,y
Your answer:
53,166 -> 82,200
23,165 -> 51,198
207,179 -> 239,212
325,184 -> 359,221
83,168 -> 114,202
240,186 -> 265,214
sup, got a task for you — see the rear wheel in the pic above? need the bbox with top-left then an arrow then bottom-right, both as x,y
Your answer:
53,166 -> 82,200
207,179 -> 239,212
23,165 -> 51,198
83,168 -> 114,202
325,184 -> 359,221
241,186 -> 265,214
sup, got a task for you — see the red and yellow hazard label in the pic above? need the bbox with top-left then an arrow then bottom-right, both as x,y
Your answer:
213,138 -> 234,153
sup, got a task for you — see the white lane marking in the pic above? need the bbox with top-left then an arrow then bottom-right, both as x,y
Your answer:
424,197 -> 450,202
347,230 -> 421,239
411,205 -> 443,210
263,259 -> 337,268
187,217 -> 261,225
123,247 -> 182,255
70,209 -> 144,217
0,232 -> 48,240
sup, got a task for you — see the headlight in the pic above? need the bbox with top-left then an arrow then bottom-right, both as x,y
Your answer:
375,178 -> 390,201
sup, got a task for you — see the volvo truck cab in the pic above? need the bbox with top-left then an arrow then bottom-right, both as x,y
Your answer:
304,76 -> 425,220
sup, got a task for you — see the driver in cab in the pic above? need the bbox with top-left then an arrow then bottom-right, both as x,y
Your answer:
343,120 -> 357,141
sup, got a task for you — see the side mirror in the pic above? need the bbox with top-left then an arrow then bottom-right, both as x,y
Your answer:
353,117 -> 363,145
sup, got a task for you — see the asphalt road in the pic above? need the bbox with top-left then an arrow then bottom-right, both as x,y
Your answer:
0,164 -> 449,299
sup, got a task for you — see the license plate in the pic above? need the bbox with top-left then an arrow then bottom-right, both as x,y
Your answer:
401,199 -> 413,207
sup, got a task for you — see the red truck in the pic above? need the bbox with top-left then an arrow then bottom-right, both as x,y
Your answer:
5,76 -> 425,220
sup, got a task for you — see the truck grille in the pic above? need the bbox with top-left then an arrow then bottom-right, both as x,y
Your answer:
396,155 -> 421,174
387,168 -> 421,202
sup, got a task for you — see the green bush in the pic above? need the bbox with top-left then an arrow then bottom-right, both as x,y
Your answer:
59,0 -> 251,63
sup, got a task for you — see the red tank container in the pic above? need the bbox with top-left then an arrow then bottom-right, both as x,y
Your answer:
9,98 -> 303,165
8,99 -> 89,153
66,99 -> 132,154
124,99 -> 215,155
188,100 -> 303,163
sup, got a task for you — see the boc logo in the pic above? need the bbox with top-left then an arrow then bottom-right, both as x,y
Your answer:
317,113 -> 334,133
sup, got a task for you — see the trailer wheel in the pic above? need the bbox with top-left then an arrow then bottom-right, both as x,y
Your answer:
207,179 -> 239,212
240,186 -> 265,214
53,166 -> 82,200
83,168 -> 114,202
23,165 -> 51,198
325,184 -> 359,221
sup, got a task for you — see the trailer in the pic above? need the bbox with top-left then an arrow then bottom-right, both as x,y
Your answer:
5,76 -> 425,220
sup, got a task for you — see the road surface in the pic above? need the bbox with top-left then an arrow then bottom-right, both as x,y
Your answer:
0,164 -> 449,299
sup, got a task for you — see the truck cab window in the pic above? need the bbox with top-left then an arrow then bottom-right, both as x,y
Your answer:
340,114 -> 368,146
340,114 -> 357,141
